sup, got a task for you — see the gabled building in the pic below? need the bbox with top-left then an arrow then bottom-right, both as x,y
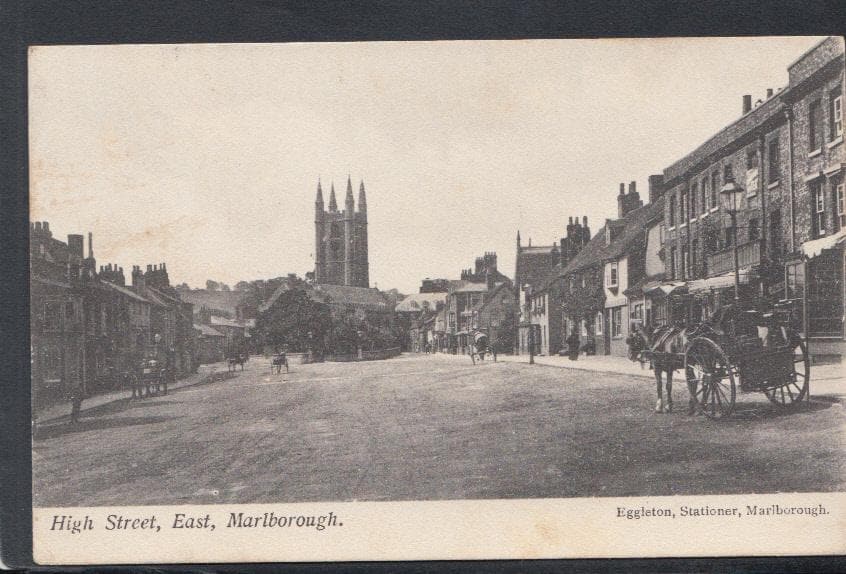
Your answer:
444,252 -> 513,354
516,217 -> 591,356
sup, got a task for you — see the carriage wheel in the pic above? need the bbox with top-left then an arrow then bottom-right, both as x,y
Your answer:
684,337 -> 736,420
763,333 -> 810,409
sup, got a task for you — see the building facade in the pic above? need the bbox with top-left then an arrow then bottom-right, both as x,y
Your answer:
30,223 -> 196,409
445,253 -> 513,354
659,36 -> 844,357
515,218 -> 591,355
314,177 -> 370,287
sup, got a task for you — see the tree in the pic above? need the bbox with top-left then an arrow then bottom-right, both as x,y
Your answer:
495,303 -> 518,354
253,288 -> 331,354
221,283 -> 231,291
206,280 -> 219,291
234,281 -> 251,292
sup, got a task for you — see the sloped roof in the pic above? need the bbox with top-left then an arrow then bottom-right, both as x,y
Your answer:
177,288 -> 245,316
210,315 -> 245,329
141,286 -> 172,308
102,280 -> 149,303
472,282 -> 514,313
453,281 -> 490,293
311,283 -> 391,310
537,197 -> 664,290
194,323 -> 224,337
395,292 -> 447,313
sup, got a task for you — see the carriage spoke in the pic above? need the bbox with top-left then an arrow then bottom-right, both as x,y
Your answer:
713,381 -> 729,406
785,384 -> 795,402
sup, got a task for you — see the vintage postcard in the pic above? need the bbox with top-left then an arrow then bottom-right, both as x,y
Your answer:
29,37 -> 845,564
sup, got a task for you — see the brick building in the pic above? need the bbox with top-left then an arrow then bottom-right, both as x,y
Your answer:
445,252 -> 513,354
30,223 -> 196,409
659,36 -> 844,357
516,217 -> 591,356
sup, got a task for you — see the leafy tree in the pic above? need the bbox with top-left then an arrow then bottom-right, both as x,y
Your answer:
221,283 -> 231,292
494,303 -> 518,353
205,279 -> 219,291
253,288 -> 331,354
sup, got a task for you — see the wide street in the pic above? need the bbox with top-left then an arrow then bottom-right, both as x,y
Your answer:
33,354 -> 845,507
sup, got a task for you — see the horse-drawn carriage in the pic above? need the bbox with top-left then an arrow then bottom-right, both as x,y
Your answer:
271,351 -> 289,374
227,353 -> 248,372
125,357 -> 168,398
469,330 -> 497,365
630,296 -> 809,420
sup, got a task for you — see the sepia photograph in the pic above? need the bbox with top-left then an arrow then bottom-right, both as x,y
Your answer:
26,35 -> 845,562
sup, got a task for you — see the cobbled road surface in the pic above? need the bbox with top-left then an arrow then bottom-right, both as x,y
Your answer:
33,354 -> 846,506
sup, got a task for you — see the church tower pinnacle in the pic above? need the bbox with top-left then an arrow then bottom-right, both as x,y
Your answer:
328,182 -> 338,211
358,180 -> 367,216
314,175 -> 370,288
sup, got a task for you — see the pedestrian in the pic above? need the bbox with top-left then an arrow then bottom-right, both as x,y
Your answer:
69,383 -> 83,425
566,327 -> 580,361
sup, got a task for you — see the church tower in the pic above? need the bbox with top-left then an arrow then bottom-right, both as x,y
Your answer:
314,177 -> 370,287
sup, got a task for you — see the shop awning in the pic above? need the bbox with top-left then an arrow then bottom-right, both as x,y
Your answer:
687,269 -> 750,293
643,280 -> 688,296
801,228 -> 846,260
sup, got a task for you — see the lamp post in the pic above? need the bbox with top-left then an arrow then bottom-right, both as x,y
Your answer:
154,332 -> 161,359
720,178 -> 744,302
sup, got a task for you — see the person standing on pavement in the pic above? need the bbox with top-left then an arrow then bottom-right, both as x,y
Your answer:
566,327 -> 580,361
69,383 -> 83,424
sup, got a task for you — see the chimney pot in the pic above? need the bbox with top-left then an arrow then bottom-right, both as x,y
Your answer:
742,94 -> 752,114
629,181 -> 637,195
619,183 -> 625,195
44,222 -> 49,232
766,88 -> 773,98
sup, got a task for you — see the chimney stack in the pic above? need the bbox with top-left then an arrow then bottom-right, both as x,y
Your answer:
742,94 -> 752,115
766,88 -> 773,98
132,265 -> 147,292
617,180 -> 643,218
87,232 -> 93,259
619,183 -> 625,196
67,234 -> 84,259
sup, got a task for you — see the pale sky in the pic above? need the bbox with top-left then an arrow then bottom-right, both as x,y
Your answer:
29,37 -> 825,293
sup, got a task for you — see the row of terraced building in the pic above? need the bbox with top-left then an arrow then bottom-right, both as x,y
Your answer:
515,36 -> 845,361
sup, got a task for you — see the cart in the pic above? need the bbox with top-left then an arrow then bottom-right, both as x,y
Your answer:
681,300 -> 810,419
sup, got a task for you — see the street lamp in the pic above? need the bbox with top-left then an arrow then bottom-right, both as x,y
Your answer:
720,178 -> 744,302
154,332 -> 161,359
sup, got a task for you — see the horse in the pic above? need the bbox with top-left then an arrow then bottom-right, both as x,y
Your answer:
627,323 -> 695,414
228,354 -> 247,372
469,331 -> 496,365
271,352 -> 288,374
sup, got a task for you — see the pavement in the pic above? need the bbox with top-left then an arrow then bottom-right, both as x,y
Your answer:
32,353 -> 846,507
428,350 -> 846,398
33,361 -> 230,424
